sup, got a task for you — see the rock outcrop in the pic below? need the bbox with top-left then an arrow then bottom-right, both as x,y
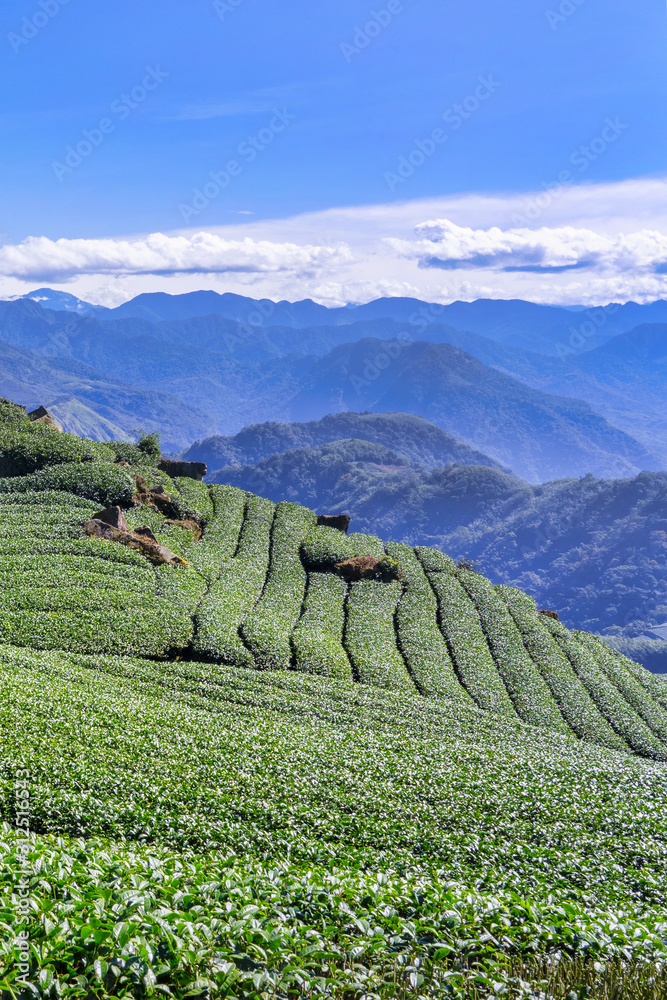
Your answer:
538,609 -> 560,621
158,459 -> 207,481
334,555 -> 401,583
93,506 -> 129,531
28,406 -> 62,431
83,518 -> 187,567
317,514 -> 351,533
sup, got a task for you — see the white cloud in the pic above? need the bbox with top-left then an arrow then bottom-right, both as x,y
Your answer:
0,232 -> 352,282
3,175 -> 667,307
387,219 -> 667,274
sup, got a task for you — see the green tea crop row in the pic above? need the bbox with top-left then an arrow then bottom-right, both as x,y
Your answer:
575,631 -> 667,742
292,572 -> 352,678
0,491 -> 193,658
188,484 -> 246,582
386,541 -> 471,701
422,561 -> 518,719
195,494 -> 275,665
620,646 -> 667,710
301,525 -> 385,570
498,586 -> 626,750
545,618 -> 667,760
3,645 -> 667,928
459,569 -> 571,734
173,476 -> 215,523
0,461 -> 135,507
243,502 -> 316,669
344,578 -> 414,692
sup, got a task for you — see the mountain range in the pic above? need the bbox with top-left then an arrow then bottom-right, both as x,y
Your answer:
21,286 -> 667,357
0,293 -> 665,480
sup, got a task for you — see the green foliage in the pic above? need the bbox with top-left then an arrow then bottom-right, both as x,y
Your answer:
2,415 -> 667,997
188,484 -> 246,583
0,460 -> 135,507
2,646 -> 667,996
0,397 -> 29,424
242,501 -> 316,669
135,429 -> 161,460
292,572 -> 351,678
301,525 -> 385,570
545,617 -> 667,761
576,631 -> 667,741
210,432 -> 667,658
422,560 -> 519,719
459,569 -> 570,734
0,494 -> 192,658
173,475 -> 215,523
344,578 -> 414,692
498,585 -> 626,749
109,439 -> 158,467
387,541 -> 472,701
194,494 -> 275,665
0,422 -> 110,478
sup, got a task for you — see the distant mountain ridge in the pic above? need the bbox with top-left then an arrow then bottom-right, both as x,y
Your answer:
181,412 -> 511,474
13,286 -> 667,355
0,296 -> 664,480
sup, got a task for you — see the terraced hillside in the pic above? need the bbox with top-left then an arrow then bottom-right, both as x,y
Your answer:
3,400 -> 667,998
0,400 -> 666,762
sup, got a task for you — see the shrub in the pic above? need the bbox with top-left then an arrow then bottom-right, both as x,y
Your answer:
386,541 -> 472,701
135,430 -> 161,460
459,569 -> 570,734
301,526 -> 385,571
292,572 -> 352,678
498,585 -> 624,749
0,424 -> 110,477
575,631 -> 667,744
344,578 -> 414,692
195,494 -> 275,665
422,563 -> 518,719
243,502 -> 316,669
544,617 -> 667,760
0,462 -> 135,507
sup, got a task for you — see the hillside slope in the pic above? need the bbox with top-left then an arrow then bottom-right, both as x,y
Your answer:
203,442 -> 667,655
1,400 -> 666,761
182,412 -> 509,473
3,401 -> 667,997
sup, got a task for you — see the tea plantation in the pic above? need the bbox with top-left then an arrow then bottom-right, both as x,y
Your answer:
1,401 -> 667,999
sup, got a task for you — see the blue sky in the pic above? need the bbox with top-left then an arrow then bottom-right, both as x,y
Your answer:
1,0 -> 666,305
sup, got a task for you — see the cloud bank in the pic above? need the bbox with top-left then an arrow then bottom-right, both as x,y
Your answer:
2,176 -> 667,307
0,233 -> 351,282
388,219 -> 667,274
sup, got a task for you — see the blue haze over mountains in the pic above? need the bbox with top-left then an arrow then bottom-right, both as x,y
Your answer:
1,287 -> 665,483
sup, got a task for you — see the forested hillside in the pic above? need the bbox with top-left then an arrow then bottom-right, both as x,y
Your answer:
181,411 -> 509,472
